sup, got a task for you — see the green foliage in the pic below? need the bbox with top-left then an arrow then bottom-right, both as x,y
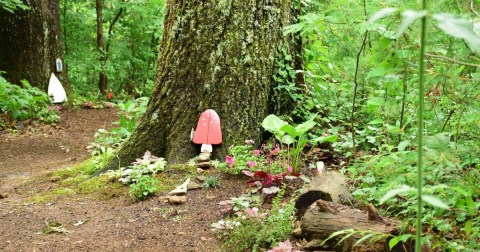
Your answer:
218,189 -> 295,252
61,0 -> 165,96
37,221 -> 68,235
107,150 -> 166,184
345,135 -> 480,250
0,75 -> 59,125
0,0 -> 29,13
262,114 -> 333,173
282,0 -> 480,250
89,97 -> 147,152
202,175 -> 221,189
218,145 -> 265,174
129,176 -> 159,200
106,151 -> 166,201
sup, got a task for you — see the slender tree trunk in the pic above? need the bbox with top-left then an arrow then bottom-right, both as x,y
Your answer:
99,0 -> 295,172
96,0 -> 107,94
0,0 -> 71,95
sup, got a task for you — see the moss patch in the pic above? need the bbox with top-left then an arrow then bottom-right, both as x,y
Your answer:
77,177 -> 105,194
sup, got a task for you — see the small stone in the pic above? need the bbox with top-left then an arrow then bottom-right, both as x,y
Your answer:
15,121 -> 25,130
177,232 -> 186,235
196,168 -> 205,173
197,152 -> 211,162
187,181 -> 201,191
168,196 -> 187,205
0,193 -> 8,199
50,176 -> 61,182
196,176 -> 207,182
196,161 -> 211,168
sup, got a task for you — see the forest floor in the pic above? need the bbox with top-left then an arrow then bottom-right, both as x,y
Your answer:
0,108 -> 245,252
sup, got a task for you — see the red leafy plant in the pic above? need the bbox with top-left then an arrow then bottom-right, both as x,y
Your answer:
243,170 -> 287,195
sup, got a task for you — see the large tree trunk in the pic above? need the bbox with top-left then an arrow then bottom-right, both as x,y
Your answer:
0,0 -> 71,95
100,0 -> 294,171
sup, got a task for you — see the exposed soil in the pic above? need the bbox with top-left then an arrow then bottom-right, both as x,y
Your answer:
0,108 -> 245,252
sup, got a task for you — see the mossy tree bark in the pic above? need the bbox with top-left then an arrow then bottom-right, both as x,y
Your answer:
101,0 -> 295,171
0,0 -> 71,95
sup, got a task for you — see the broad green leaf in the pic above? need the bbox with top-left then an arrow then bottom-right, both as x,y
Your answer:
281,135 -> 295,145
280,124 -> 297,138
368,119 -> 383,125
433,13 -> 480,54
367,8 -> 398,25
380,185 -> 413,204
262,114 -> 287,135
311,135 -> 338,144
396,10 -> 428,37
295,116 -> 316,136
397,140 -> 410,152
422,195 -> 449,209
366,97 -> 385,113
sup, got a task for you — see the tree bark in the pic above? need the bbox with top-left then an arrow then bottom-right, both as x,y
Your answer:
96,0 -> 107,94
99,0 -> 295,172
0,0 -> 71,95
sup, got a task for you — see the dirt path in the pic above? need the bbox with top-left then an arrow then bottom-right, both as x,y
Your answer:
0,108 -> 118,190
0,108 -> 241,252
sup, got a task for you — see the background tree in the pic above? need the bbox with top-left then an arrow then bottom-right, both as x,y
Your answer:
62,0 -> 163,97
100,0 -> 295,171
0,0 -> 71,95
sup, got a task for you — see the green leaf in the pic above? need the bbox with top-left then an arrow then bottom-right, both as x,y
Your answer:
368,119 -> 383,125
281,135 -> 295,145
396,10 -> 428,37
422,195 -> 449,209
367,8 -> 398,25
262,114 -> 287,135
280,124 -> 297,138
380,185 -> 413,204
295,116 -> 316,136
366,97 -> 385,113
433,13 -> 480,54
389,234 -> 413,249
397,140 -> 410,152
354,233 -> 375,247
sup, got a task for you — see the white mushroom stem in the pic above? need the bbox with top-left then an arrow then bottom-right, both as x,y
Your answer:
200,144 -> 212,153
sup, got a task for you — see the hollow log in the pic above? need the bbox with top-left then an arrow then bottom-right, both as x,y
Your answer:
300,200 -> 408,252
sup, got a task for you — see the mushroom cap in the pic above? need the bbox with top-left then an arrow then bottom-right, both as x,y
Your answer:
192,109 -> 222,145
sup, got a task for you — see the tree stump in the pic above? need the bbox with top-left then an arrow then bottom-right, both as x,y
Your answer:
295,171 -> 357,217
300,200 -> 407,251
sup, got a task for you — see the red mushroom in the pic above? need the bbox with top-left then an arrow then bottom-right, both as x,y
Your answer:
192,109 -> 222,153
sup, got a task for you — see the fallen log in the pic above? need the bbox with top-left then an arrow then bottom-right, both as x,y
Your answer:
300,200 -> 410,251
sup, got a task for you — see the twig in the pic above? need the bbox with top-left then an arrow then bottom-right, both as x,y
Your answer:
425,53 -> 480,68
350,0 -> 368,158
471,0 -> 480,17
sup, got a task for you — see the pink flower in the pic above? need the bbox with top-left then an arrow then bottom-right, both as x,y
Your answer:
242,170 -> 255,177
247,161 -> 256,168
245,207 -> 259,218
267,239 -> 302,252
252,149 -> 261,156
287,166 -> 293,173
56,105 -> 62,111
226,156 -> 235,167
